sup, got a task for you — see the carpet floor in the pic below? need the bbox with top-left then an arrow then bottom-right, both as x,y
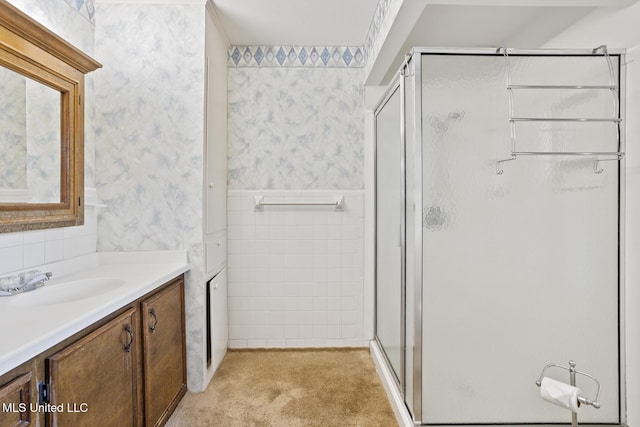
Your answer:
166,348 -> 398,427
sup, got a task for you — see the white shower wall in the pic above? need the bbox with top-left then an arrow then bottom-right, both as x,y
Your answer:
535,7 -> 640,425
417,53 -> 620,423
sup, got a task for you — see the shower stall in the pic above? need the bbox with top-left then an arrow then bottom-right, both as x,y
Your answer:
373,48 -> 625,425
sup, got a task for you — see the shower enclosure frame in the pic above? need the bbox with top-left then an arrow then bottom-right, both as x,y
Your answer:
373,47 -> 627,427
373,70 -> 407,395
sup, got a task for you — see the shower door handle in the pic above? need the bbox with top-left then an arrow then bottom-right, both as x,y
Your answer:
399,222 -> 405,248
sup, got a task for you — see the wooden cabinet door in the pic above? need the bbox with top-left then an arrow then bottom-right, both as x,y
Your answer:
47,308 -> 137,427
141,280 -> 186,427
0,372 -> 31,427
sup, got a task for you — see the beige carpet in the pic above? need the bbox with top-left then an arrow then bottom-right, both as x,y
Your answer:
166,348 -> 398,427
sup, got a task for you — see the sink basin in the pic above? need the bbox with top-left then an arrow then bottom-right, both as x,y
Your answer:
9,278 -> 126,307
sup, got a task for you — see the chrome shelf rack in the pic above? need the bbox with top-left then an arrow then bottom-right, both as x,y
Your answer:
496,45 -> 624,175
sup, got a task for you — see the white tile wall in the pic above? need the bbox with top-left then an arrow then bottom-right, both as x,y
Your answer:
227,190 -> 365,348
0,188 -> 99,276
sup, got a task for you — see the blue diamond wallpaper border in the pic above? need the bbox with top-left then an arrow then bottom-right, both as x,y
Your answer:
64,0 -> 95,23
228,46 -> 365,68
364,0 -> 392,69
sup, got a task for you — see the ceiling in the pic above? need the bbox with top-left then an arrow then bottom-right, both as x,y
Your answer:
366,1 -> 640,85
378,4 -> 597,82
211,0 -> 639,86
212,0 -> 379,46
404,5 -> 595,49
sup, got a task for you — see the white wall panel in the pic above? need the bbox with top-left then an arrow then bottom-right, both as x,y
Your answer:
227,190 -> 365,348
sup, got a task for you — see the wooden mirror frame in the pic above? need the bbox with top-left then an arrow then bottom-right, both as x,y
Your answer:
0,0 -> 101,233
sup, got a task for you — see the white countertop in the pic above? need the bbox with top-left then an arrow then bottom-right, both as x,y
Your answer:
0,251 -> 189,376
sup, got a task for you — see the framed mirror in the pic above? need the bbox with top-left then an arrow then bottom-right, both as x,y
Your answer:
0,0 -> 101,233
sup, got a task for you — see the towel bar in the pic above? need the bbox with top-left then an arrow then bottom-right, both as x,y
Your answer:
254,195 -> 344,209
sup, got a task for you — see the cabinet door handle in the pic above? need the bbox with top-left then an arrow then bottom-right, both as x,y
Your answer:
123,324 -> 134,352
149,308 -> 158,333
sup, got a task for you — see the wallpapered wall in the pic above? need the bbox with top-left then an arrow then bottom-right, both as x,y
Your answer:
226,54 -> 366,346
94,2 -> 208,391
228,67 -> 365,190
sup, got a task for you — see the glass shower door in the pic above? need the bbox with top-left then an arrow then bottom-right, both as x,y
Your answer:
375,85 -> 404,387
418,53 -> 621,424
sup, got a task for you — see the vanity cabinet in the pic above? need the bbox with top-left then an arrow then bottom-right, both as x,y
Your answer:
47,309 -> 138,427
140,280 -> 186,427
0,275 -> 186,427
0,372 -> 32,427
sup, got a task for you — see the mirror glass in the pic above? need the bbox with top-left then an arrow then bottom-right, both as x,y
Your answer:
0,65 -> 61,204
